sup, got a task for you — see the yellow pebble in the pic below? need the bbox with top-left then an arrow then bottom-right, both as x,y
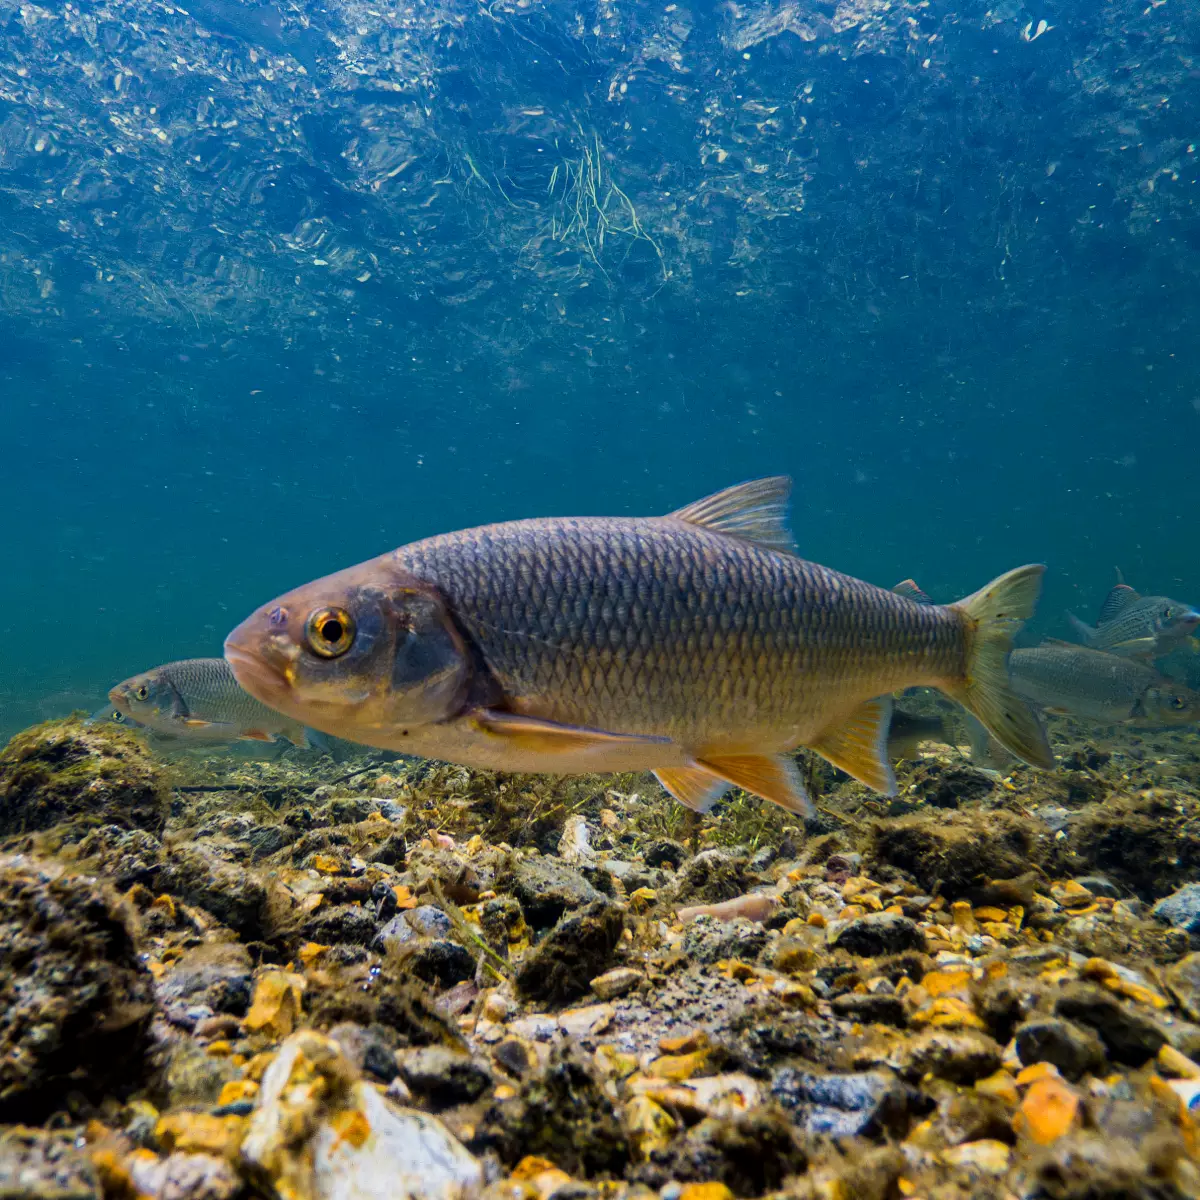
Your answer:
975,1070 -> 1020,1106
216,1079 -> 259,1106
679,1185 -> 735,1200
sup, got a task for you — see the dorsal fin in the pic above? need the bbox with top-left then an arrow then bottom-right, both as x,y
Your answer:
1097,583 -> 1139,623
668,476 -> 794,554
892,579 -> 934,605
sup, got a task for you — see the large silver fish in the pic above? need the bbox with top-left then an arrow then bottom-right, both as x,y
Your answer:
1067,581 -> 1200,660
224,477 -> 1053,816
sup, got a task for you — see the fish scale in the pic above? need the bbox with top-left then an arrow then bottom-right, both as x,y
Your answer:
393,515 -> 959,744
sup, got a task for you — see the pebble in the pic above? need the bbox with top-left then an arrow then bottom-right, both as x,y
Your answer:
590,968 -> 644,1000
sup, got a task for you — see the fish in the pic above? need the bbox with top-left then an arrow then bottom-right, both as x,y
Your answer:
224,476 -> 1053,818
108,657 -> 329,749
1066,580 -> 1200,660
1008,640 -> 1200,726
88,703 -> 143,729
886,708 -> 952,760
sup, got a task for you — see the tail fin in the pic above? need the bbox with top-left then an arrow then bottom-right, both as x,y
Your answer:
945,565 -> 1054,769
1066,611 -> 1096,644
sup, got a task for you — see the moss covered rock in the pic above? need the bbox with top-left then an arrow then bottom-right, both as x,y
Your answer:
0,718 -> 168,837
0,854 -> 154,1121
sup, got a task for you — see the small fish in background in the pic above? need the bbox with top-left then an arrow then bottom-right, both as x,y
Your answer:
225,476 -> 1053,819
88,704 -> 143,729
109,657 -> 333,751
1009,640 -> 1200,726
1066,577 -> 1200,660
886,708 -> 952,761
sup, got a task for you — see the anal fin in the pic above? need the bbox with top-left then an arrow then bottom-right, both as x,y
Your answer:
653,768 -> 731,814
809,695 -> 897,794
238,728 -> 276,743
693,752 -> 814,817
473,709 -> 670,754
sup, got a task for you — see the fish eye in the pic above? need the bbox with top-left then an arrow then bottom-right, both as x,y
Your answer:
1172,696 -> 1187,710
305,606 -> 356,658
134,685 -> 149,701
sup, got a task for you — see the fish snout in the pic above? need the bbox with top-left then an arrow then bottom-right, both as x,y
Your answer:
224,622 -> 295,704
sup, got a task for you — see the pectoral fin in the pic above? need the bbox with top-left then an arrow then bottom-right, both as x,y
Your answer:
653,768 -> 732,813
238,728 -> 276,743
473,709 -> 670,754
693,752 -> 813,817
1107,637 -> 1157,654
183,718 -> 214,729
809,695 -> 896,794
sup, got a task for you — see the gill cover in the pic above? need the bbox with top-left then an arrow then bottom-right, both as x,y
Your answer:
386,583 -> 471,723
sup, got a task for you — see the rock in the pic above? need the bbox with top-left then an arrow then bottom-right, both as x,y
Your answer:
403,847 -> 490,906
373,914 -> 417,951
0,718 -> 168,836
681,916 -> 769,965
643,840 -> 688,870
241,1030 -> 482,1200
500,857 -> 601,930
468,1045 -> 629,1175
405,906 -> 452,939
303,904 -> 379,947
155,944 -> 254,1018
329,1023 -> 401,1085
670,850 -> 753,904
831,913 -> 926,957
516,900 -> 625,1005
153,846 -> 268,939
599,859 -> 661,892
871,812 -> 1041,897
159,1038 -> 241,1108
896,1029 -> 1003,1084
770,1069 -> 908,1138
397,1047 -> 492,1109
1153,884 -> 1200,937
396,940 -> 476,989
0,854 -> 153,1121
0,1126 -> 99,1200
1165,953 -> 1200,1022
590,967 -> 643,1000
627,1107 -> 807,1194
1054,985 -> 1166,1066
831,994 -> 907,1027
126,1152 -> 240,1200
1014,1019 -> 1106,1081
910,762 -> 995,809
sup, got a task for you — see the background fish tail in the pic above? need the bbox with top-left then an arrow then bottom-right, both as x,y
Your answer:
946,565 -> 1055,769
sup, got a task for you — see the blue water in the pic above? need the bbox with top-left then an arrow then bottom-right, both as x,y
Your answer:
2,0 -> 1198,741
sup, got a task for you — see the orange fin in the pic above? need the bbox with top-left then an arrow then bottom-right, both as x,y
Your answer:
669,477 -> 794,554
809,696 -> 897,794
473,709 -> 670,754
238,728 -> 276,743
183,718 -> 214,728
653,767 -> 731,813
693,752 -> 813,817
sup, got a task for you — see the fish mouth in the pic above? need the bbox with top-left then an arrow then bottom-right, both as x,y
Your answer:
224,638 -> 288,707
